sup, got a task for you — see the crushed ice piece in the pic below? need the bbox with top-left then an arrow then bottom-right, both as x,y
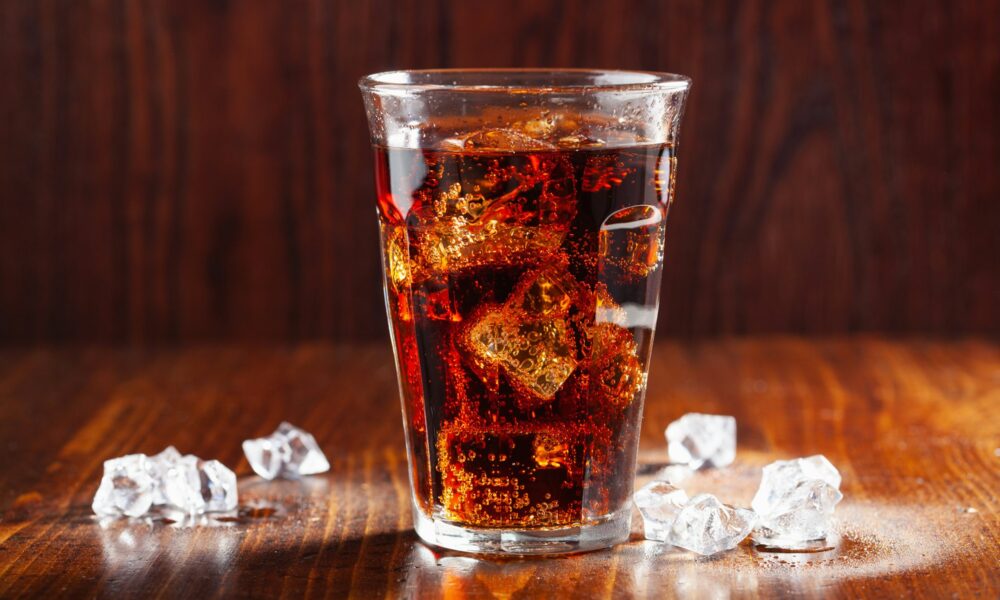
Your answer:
453,128 -> 557,152
466,308 -> 577,400
507,263 -> 577,318
655,464 -> 694,485
404,153 -> 576,278
94,448 -> 239,518
198,459 -> 239,512
589,323 -> 644,410
556,133 -> 605,148
241,435 -> 285,480
667,493 -> 756,555
276,422 -> 331,476
92,454 -> 156,518
460,265 -> 583,402
751,455 -> 843,546
160,454 -> 238,514
148,446 -> 182,505
665,413 -> 736,469
162,454 -> 205,514
411,217 -> 566,277
599,205 -> 665,279
381,223 -> 411,292
243,422 -> 330,480
634,481 -> 689,542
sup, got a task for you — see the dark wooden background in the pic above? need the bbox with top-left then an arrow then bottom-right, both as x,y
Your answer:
2,0 -> 998,343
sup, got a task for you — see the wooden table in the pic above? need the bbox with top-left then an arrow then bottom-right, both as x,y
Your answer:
1,338 -> 997,598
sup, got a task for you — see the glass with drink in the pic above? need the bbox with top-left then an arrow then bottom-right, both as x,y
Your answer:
359,70 -> 690,554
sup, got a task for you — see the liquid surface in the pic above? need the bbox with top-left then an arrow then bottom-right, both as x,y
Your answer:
376,135 -> 675,529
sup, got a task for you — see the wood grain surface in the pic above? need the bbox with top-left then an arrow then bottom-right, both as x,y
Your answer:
2,1 -> 999,342
0,339 -> 997,598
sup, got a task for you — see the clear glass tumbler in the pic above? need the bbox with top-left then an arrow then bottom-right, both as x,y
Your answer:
359,69 -> 690,554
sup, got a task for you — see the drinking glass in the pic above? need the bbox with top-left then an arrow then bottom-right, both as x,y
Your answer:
359,69 -> 690,554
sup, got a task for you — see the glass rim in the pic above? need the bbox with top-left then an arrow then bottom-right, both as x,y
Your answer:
358,68 -> 691,96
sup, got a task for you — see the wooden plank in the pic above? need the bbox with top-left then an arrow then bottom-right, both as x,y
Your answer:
0,339 -> 997,597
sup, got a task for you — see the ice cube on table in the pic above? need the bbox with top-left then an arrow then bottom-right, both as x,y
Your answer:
241,435 -> 285,480
148,446 -> 182,505
665,413 -> 736,469
94,448 -> 239,518
92,454 -> 156,518
198,459 -> 239,512
158,451 -> 239,515
751,455 -> 843,545
243,422 -> 330,480
162,454 -> 205,514
275,423 -> 330,477
634,481 -> 689,542
667,493 -> 756,555
757,454 -> 841,490
655,464 -> 694,485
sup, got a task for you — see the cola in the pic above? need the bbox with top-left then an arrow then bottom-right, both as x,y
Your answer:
376,127 -> 674,529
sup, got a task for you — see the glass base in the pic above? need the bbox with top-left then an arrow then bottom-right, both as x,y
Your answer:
412,504 -> 632,556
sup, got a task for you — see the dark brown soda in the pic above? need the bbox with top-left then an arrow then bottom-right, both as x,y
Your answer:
376,141 -> 674,529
